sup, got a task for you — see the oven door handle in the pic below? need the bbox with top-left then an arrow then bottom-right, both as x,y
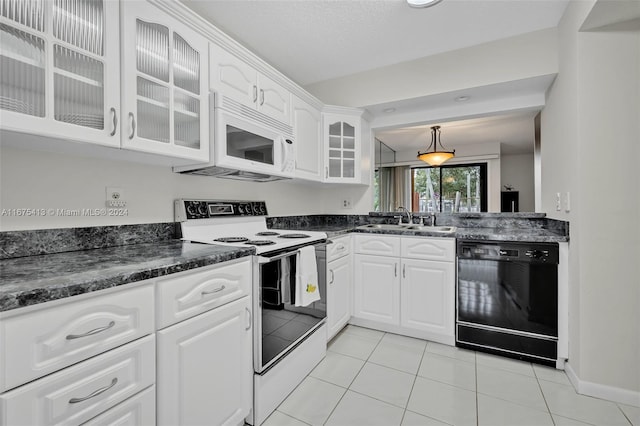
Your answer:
257,250 -> 300,264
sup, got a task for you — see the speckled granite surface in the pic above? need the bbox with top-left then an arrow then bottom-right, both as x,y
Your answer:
0,240 -> 254,313
1,222 -> 177,259
268,213 -> 569,242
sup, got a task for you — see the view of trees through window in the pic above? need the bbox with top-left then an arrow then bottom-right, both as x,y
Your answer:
412,164 -> 487,212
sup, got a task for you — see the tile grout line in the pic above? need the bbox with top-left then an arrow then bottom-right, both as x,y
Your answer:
399,340 -> 428,425
475,350 -> 479,426
533,365 -> 558,426
321,328 -> 388,425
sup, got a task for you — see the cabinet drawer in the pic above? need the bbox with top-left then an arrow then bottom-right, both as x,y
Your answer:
156,259 -> 252,329
401,237 -> 455,262
82,385 -> 155,426
0,335 -> 155,426
328,236 -> 351,262
0,285 -> 154,393
354,234 -> 400,257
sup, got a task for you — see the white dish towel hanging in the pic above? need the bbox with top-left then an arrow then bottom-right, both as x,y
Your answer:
295,246 -> 320,307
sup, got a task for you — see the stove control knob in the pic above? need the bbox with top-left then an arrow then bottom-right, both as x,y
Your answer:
237,205 -> 244,215
241,203 -> 251,215
252,204 -> 260,215
186,203 -> 197,218
197,203 -> 208,217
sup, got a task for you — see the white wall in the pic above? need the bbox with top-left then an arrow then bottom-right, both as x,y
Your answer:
542,0 -> 640,402
306,28 -> 558,107
500,153 -> 535,212
0,145 -> 372,231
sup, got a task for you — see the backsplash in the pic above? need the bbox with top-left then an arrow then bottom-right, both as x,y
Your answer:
0,222 -> 177,259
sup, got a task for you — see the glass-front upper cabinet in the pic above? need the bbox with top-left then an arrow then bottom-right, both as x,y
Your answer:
323,111 -> 361,183
120,0 -> 208,162
0,0 -> 120,146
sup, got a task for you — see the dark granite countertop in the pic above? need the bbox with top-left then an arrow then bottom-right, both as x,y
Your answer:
0,240 -> 254,313
281,225 -> 568,243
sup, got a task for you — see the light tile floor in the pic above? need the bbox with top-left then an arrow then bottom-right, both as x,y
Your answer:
263,325 -> 639,426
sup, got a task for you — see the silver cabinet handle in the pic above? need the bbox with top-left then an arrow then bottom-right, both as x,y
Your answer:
329,269 -> 335,284
66,321 -> 115,340
69,378 -> 118,404
253,85 -> 258,103
403,264 -> 406,278
202,285 -> 225,296
128,112 -> 136,139
394,263 -> 398,277
245,307 -> 252,331
260,88 -> 265,105
109,107 -> 117,136
336,244 -> 345,251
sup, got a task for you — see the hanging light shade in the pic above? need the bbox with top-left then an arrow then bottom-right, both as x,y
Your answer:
417,125 -> 455,166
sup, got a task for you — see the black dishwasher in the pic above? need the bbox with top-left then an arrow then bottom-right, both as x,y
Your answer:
456,240 -> 559,366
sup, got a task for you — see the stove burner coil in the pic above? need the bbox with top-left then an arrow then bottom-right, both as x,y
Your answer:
278,233 -> 311,239
214,237 -> 249,243
245,240 -> 276,246
256,231 -> 280,236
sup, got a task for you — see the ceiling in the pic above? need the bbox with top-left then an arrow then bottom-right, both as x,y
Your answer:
181,0 -> 569,156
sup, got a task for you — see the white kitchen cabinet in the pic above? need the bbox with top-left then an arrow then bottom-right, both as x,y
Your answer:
83,385 -> 155,426
0,0 -> 121,147
210,42 -> 291,125
0,284 -> 154,393
120,0 -> 209,162
156,295 -> 252,426
292,95 -> 322,181
0,335 -> 155,426
327,236 -> 352,340
400,258 -> 455,337
323,109 -> 364,183
353,254 -> 400,325
352,234 -> 455,344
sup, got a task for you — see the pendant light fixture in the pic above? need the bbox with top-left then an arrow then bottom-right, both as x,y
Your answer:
417,125 -> 455,166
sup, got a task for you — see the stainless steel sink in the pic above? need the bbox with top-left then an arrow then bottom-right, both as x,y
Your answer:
356,223 -> 410,230
355,223 -> 456,233
406,225 -> 457,233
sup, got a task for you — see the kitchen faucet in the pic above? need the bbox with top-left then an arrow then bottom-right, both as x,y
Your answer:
397,206 -> 413,225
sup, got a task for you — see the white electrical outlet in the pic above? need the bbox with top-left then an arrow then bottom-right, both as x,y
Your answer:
341,198 -> 352,209
106,187 -> 127,208
564,191 -> 571,212
556,192 -> 561,211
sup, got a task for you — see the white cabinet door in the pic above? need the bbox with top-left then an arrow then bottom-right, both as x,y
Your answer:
0,0 -> 120,146
401,258 -> 455,337
353,254 -> 400,325
120,0 -> 208,162
323,112 -> 360,183
209,42 -> 257,107
292,95 -> 322,181
327,254 -> 352,341
157,296 -> 252,426
257,73 -> 291,125
210,43 -> 291,125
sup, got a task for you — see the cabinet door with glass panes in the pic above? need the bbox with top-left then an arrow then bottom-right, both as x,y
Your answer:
0,0 -> 120,146
120,0 -> 208,162
323,113 -> 360,183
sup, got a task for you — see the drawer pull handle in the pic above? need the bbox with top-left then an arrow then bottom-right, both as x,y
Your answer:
66,321 -> 116,340
69,378 -> 118,404
202,285 -> 226,296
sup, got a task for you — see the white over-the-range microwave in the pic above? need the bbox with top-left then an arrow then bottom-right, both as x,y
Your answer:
174,93 -> 295,181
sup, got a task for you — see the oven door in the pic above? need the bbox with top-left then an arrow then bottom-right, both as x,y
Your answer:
254,245 -> 327,373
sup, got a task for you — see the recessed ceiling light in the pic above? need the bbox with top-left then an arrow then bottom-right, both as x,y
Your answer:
407,0 -> 444,8
455,96 -> 470,102
383,107 -> 396,113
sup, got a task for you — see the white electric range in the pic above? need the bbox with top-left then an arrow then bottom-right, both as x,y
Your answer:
175,199 -> 328,426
